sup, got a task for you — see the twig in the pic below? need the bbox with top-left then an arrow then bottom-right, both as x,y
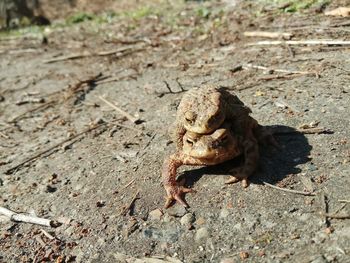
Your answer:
40,229 -> 55,240
338,200 -> 350,203
243,63 -> 313,75
246,39 -> 350,47
259,73 -> 309,81
320,213 -> 350,219
243,31 -> 293,39
115,123 -> 144,133
0,131 -> 10,139
0,207 -> 57,227
8,101 -> 55,123
120,190 -> 140,216
296,127 -> 334,134
262,181 -> 316,196
320,192 -> 330,227
44,44 -> 146,63
272,126 -> 334,135
4,122 -> 105,174
98,96 -> 140,124
122,179 -> 136,190
95,73 -> 138,85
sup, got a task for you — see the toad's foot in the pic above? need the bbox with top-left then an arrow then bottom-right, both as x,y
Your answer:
225,168 -> 249,187
225,176 -> 249,188
164,184 -> 195,208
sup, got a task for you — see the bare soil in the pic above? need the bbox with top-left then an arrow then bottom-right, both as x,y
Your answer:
0,1 -> 350,262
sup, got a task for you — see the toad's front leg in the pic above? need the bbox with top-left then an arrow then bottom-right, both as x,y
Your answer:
162,153 -> 195,208
226,138 -> 259,187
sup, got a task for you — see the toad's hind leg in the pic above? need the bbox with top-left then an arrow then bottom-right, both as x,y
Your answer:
225,138 -> 259,188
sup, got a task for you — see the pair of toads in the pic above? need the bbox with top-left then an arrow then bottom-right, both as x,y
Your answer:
162,85 -> 277,208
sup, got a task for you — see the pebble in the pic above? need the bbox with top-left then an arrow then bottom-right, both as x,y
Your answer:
180,213 -> 195,226
195,227 -> 209,243
310,255 -> 327,263
143,227 -> 180,243
167,206 -> 187,217
195,217 -> 206,225
220,258 -> 236,263
149,209 -> 163,221
220,208 -> 230,218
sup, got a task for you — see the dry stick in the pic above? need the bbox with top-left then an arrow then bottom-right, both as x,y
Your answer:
122,179 -> 136,190
0,131 -> 10,139
296,127 -> 333,134
243,31 -> 293,39
120,190 -> 140,216
320,192 -> 330,227
259,74 -> 307,81
40,229 -> 55,240
338,200 -> 350,203
98,96 -> 139,124
44,45 -> 146,63
95,73 -> 138,85
243,63 -> 313,75
246,39 -> 350,46
4,123 -> 105,174
0,207 -> 56,227
320,213 -> 350,219
262,181 -> 316,196
8,101 -> 55,123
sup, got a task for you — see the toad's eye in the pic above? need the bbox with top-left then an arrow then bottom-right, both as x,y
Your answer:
186,139 -> 194,146
185,117 -> 194,124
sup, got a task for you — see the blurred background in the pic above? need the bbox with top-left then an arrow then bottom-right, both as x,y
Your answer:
0,0 -> 165,29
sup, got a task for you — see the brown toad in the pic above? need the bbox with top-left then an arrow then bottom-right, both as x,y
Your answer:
173,84 -> 252,149
163,86 -> 277,208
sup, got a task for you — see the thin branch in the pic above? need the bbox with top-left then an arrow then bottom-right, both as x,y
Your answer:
98,96 -> 140,124
296,127 -> 334,134
8,101 -> 55,123
320,213 -> 350,219
243,31 -> 293,39
40,229 -> 56,240
262,181 -> 316,196
0,207 -> 58,227
122,179 -> 136,190
243,63 -> 314,75
4,122 -> 105,174
246,39 -> 350,47
44,44 -> 146,63
338,200 -> 350,203
0,131 -> 10,139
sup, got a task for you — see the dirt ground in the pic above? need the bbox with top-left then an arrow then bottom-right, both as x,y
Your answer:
1,0 -> 350,262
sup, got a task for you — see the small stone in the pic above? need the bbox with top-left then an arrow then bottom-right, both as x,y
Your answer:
149,209 -> 163,221
310,255 -> 327,263
96,200 -> 105,207
46,185 -> 57,193
239,251 -> 249,260
180,213 -> 195,226
167,206 -> 187,217
220,258 -> 235,263
324,227 -> 334,234
64,226 -> 75,236
195,217 -> 206,225
220,208 -> 230,218
195,227 -> 209,243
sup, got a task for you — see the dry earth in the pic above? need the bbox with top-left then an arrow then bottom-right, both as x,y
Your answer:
0,0 -> 350,262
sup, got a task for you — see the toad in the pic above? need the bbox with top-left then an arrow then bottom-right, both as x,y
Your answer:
173,84 -> 252,149
163,86 -> 277,208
